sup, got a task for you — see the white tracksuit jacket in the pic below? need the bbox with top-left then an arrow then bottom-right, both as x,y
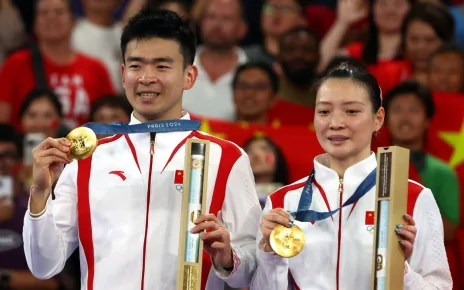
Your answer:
23,113 -> 262,290
251,153 -> 452,290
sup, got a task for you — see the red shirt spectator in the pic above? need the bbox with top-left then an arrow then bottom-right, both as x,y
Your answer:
0,49 -> 114,129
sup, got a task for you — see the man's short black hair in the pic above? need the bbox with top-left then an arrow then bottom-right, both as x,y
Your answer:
232,62 -> 279,94
429,43 -> 464,62
120,8 -> 197,67
90,95 -> 133,121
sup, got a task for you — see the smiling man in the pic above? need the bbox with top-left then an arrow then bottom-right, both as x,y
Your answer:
23,8 -> 261,290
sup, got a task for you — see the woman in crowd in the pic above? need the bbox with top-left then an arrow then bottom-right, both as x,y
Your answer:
251,63 -> 452,289
319,0 -> 411,70
243,135 -> 289,207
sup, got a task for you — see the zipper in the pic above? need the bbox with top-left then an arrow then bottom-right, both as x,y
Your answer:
336,178 -> 343,290
141,133 -> 156,290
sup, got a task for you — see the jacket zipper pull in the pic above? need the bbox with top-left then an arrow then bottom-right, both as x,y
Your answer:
338,179 -> 343,193
150,133 -> 156,156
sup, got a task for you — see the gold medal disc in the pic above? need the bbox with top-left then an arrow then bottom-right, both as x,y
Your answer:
269,224 -> 305,258
66,127 -> 97,160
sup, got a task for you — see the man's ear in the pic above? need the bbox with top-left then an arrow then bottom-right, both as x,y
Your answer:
184,65 -> 199,90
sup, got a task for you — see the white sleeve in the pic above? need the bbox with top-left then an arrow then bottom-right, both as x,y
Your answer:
250,196 -> 290,290
23,161 -> 79,279
404,188 -> 453,290
212,152 -> 262,288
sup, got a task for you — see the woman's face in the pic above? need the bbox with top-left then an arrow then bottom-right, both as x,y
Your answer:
314,79 -> 384,163
374,0 -> 410,33
387,93 -> 429,146
21,97 -> 60,137
405,20 -> 443,72
246,139 -> 277,178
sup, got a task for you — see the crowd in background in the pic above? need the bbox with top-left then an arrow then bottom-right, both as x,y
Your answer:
0,0 -> 463,289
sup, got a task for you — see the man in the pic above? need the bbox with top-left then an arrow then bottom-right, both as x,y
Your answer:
232,62 -> 314,126
276,26 -> 320,107
0,124 -> 64,289
72,0 -> 124,93
0,0 -> 115,129
245,0 -> 306,66
23,8 -> 261,290
182,0 -> 248,121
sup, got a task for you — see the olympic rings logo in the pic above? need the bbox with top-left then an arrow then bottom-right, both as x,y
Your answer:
176,184 -> 183,193
366,226 -> 375,233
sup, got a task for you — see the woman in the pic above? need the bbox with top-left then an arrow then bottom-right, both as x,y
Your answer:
372,1 -> 455,94
250,63 -> 452,289
243,135 -> 289,207
319,0 -> 411,70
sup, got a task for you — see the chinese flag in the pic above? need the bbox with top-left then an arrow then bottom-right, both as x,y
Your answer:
174,170 -> 183,184
365,211 -> 375,225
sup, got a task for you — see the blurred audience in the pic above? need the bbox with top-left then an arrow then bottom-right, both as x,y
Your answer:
89,95 -> 132,123
276,26 -> 319,107
0,0 -> 115,131
243,135 -> 289,206
182,0 -> 247,121
384,80 -> 460,243
151,0 -> 191,19
72,0 -> 123,93
245,0 -> 305,66
0,0 -> 26,66
428,44 -> 464,93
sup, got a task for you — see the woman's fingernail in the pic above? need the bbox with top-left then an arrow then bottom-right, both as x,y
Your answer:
399,239 -> 403,244
404,214 -> 411,218
396,224 -> 403,229
289,215 -> 295,222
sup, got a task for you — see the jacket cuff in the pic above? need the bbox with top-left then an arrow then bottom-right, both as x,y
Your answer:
212,248 -> 241,279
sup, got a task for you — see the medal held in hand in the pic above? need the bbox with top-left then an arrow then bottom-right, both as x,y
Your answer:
270,167 -> 377,258
66,127 -> 97,160
270,223 -> 305,258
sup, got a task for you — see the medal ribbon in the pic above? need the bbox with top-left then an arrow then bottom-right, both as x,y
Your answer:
82,119 -> 201,134
290,168 -> 377,222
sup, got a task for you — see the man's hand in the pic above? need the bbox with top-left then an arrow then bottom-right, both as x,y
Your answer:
30,138 -> 72,214
190,212 -> 234,270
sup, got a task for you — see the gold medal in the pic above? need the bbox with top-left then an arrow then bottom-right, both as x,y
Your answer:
270,224 -> 305,258
66,127 -> 97,160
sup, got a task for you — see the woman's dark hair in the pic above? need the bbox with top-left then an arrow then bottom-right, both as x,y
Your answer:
384,80 -> 435,120
312,62 -> 382,113
89,95 -> 133,122
232,62 -> 279,94
243,136 -> 289,186
401,1 -> 455,51
361,0 -> 412,65
322,56 -> 366,76
19,88 -> 63,119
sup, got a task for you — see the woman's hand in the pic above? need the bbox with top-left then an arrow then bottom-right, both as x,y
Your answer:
396,214 -> 417,260
260,208 -> 293,252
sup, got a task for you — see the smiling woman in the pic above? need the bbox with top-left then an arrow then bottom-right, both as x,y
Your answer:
251,63 -> 452,290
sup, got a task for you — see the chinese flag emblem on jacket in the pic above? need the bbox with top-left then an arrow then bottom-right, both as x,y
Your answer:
365,211 -> 375,225
174,170 -> 183,184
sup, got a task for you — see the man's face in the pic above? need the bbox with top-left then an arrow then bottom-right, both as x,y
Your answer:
428,52 -> 464,93
233,68 -> 276,121
261,0 -> 303,38
34,0 -> 74,43
200,0 -> 246,50
279,31 -> 318,86
93,106 -> 130,124
122,38 -> 197,122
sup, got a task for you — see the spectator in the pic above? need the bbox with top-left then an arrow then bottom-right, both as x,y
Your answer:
89,95 -> 132,124
276,26 -> 319,107
182,0 -> 248,121
0,124 -> 62,290
0,0 -> 115,130
384,80 -> 460,243
0,0 -> 26,66
245,0 -> 305,66
243,135 -> 289,206
19,88 -> 65,139
319,0 -> 410,70
233,63 -> 278,125
428,44 -> 464,94
72,0 -> 124,93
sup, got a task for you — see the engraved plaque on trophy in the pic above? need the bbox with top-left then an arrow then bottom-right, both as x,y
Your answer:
371,146 -> 409,290
176,139 -> 210,290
